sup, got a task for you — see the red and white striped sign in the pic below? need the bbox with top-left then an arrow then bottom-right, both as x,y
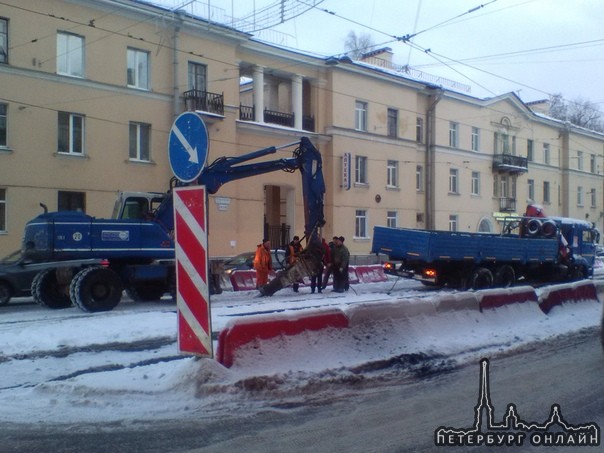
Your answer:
173,186 -> 213,356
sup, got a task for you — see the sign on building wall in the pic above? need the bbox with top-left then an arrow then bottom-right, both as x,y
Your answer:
342,152 -> 351,190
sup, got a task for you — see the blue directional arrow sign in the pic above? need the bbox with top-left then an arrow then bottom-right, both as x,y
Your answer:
168,112 -> 209,183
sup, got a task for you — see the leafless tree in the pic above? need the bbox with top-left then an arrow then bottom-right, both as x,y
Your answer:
548,93 -> 604,132
344,31 -> 375,59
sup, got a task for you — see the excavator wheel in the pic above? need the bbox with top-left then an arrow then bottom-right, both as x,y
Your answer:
31,269 -> 72,309
70,267 -> 123,312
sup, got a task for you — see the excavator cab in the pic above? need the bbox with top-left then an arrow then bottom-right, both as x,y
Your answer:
112,192 -> 166,220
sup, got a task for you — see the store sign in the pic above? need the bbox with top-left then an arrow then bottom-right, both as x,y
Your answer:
342,152 -> 351,190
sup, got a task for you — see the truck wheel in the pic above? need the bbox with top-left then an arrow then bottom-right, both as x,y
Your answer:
570,266 -> 585,281
70,267 -> 123,312
469,267 -> 493,290
0,282 -> 12,306
494,265 -> 515,288
126,286 -> 166,302
31,269 -> 72,309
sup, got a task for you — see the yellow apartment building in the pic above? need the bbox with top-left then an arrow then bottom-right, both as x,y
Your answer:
1,0 -> 603,260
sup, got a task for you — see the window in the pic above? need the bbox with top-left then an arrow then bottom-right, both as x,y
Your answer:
471,171 -> 480,196
577,150 -> 584,171
528,179 -> 535,201
449,168 -> 459,194
499,175 -> 508,198
527,139 -> 534,161
386,160 -> 398,187
188,62 -> 207,91
355,209 -> 367,238
471,127 -> 480,151
387,211 -> 397,228
0,103 -> 6,147
543,181 -> 550,203
543,143 -> 550,164
387,108 -> 398,138
127,48 -> 149,89
449,122 -> 458,148
416,117 -> 423,143
416,165 -> 424,191
129,122 -> 151,161
448,214 -> 458,232
58,191 -> 85,212
590,154 -> 597,173
0,188 -> 5,232
591,188 -> 597,208
355,101 -> 367,131
57,32 -> 84,77
355,155 -> 367,184
58,111 -> 84,154
0,18 -> 7,64
577,186 -> 583,206
494,132 -> 516,154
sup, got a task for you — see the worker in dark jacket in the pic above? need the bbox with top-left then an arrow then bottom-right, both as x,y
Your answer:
331,236 -> 349,293
310,237 -> 331,293
286,235 -> 303,292
322,236 -> 338,289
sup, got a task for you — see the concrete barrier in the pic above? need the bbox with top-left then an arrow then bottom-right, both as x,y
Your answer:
347,298 -> 437,327
435,292 -> 480,312
477,285 -> 538,311
353,265 -> 388,283
216,282 -> 600,368
216,308 -> 349,368
539,280 -> 600,314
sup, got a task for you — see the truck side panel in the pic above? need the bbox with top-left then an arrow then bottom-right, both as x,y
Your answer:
372,226 -> 560,264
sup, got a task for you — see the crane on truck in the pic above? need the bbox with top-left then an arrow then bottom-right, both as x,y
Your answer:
22,136 -> 326,312
372,204 -> 598,290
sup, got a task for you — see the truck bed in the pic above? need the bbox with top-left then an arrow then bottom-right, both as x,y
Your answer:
371,226 -> 560,264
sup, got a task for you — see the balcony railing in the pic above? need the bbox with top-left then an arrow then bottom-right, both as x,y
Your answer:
239,104 -> 254,122
493,154 -> 528,173
183,90 -> 224,116
499,197 -> 517,212
264,108 -> 294,127
239,105 -> 315,132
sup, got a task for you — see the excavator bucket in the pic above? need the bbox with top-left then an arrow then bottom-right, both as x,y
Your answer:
258,242 -> 324,297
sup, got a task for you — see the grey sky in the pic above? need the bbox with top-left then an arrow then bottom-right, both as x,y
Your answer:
158,0 -> 604,105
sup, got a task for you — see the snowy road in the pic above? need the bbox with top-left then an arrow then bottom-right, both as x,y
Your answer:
0,278 -> 602,452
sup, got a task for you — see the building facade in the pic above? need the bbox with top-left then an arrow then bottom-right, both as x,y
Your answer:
1,0 -> 603,259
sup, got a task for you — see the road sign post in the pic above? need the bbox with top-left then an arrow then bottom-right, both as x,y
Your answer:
173,186 -> 213,356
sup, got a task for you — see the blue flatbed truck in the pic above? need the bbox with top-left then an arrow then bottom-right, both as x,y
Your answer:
371,209 -> 598,290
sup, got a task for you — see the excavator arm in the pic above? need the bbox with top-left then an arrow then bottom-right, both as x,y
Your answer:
151,136 -> 326,296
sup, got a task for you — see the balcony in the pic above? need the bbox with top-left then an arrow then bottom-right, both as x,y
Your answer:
239,105 -> 315,132
493,154 -> 528,173
499,197 -> 517,212
183,90 -> 224,116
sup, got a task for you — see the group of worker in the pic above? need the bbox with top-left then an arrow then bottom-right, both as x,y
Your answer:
252,234 -> 350,293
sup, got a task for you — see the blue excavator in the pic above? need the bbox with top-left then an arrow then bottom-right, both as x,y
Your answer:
22,137 -> 326,312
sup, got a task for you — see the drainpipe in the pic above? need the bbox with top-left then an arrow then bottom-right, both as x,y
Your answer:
560,121 -> 572,217
173,11 -> 184,118
425,86 -> 442,230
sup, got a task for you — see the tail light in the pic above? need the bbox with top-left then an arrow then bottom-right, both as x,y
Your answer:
423,268 -> 437,279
